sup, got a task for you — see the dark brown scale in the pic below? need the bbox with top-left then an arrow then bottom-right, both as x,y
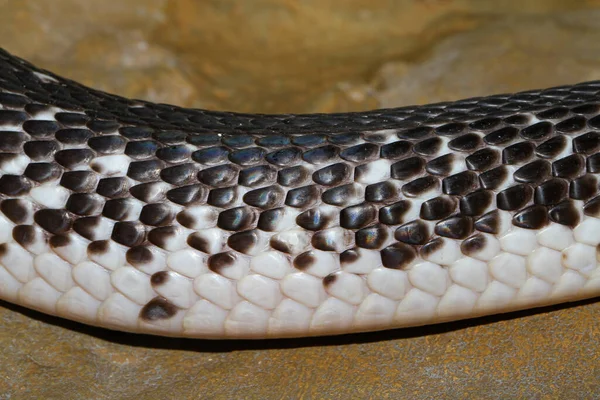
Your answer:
102,199 -> 137,221
380,242 -> 416,269
535,135 -> 567,159
312,229 -> 343,251
419,238 -> 445,259
207,186 -> 238,208
167,184 -> 206,206
150,271 -> 170,287
278,165 -> 310,187
285,185 -> 320,208
0,131 -> 26,152
512,205 -> 549,229
587,153 -> 600,173
534,178 -> 568,206
187,233 -> 213,254
355,224 -> 389,249
397,126 -> 433,140
459,190 -> 493,216
199,164 -> 240,187
469,117 -> 502,131
583,196 -> 600,218
54,149 -> 95,169
87,119 -> 120,134
217,206 -> 257,231
448,133 -> 483,152
380,141 -> 412,159
23,140 -> 59,161
160,164 -> 198,186
555,115 -> 586,134
573,132 -> 600,154
34,209 -> 72,234
228,230 -> 259,254
66,193 -> 103,216
552,154 -> 585,179
391,157 -> 425,180
379,200 -> 411,226
257,208 -> 285,232
513,159 -> 551,184
72,216 -> 102,241
474,210 -> 501,234
435,122 -> 466,136
296,208 -> 331,231
148,226 -> 178,249
1,199 -> 32,224
536,106 -> 569,120
569,174 -> 598,200
480,165 -> 510,190
302,145 -> 339,165
413,137 -> 443,156
572,103 -> 600,115
49,234 -> 70,249
139,203 -> 175,226
497,184 -> 533,211
504,114 -> 531,125
111,221 -> 146,247
461,234 -> 487,256
0,175 -> 31,196
484,126 -> 519,145
520,121 -> 553,140
87,240 -> 110,255
434,216 -> 474,239
323,273 -> 338,287
420,196 -> 455,220
12,225 -> 40,248
426,154 -> 456,176
402,176 -> 439,198
293,251 -> 316,270
549,200 -> 580,228
24,162 -> 61,183
60,171 -> 98,192
126,246 -> 154,267
394,220 -> 430,245
442,171 -> 478,196
340,203 -> 377,229
322,183 -> 361,206
270,236 -> 295,254
365,181 -> 398,203
88,135 -> 127,154
465,148 -> 500,171
22,120 -> 60,137
340,248 -> 360,265
243,185 -> 285,209
340,143 -> 379,162
127,159 -> 165,182
139,297 -> 178,321
97,177 -> 130,198
55,128 -> 93,145
312,163 -> 350,186
130,182 -> 167,203
502,141 -> 535,164
238,165 -> 276,188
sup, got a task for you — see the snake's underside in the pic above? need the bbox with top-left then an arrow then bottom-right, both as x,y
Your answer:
1,48 -> 600,339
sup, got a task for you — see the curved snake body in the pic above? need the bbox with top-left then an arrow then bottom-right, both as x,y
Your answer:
1,48 -> 600,338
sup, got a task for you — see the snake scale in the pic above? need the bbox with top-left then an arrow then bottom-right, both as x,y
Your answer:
1,48 -> 600,339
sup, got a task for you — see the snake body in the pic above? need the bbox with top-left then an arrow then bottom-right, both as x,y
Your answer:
1,48 -> 600,339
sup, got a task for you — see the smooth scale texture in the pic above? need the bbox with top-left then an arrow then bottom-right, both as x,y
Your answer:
1,48 -> 600,338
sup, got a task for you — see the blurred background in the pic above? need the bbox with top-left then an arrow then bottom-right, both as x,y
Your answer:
2,0 -> 600,398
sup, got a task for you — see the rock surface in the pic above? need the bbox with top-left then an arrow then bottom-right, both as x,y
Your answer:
2,0 -> 600,398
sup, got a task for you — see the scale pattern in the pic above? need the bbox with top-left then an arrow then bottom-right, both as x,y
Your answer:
1,48 -> 600,338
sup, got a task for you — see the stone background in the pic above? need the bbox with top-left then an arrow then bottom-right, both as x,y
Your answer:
2,0 -> 600,398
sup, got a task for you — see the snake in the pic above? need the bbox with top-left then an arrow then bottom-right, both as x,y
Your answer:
1,47 -> 600,339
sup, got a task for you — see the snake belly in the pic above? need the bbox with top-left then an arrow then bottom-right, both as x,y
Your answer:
1,48 -> 600,339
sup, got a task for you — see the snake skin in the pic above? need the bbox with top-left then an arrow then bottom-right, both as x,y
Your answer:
1,48 -> 600,338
